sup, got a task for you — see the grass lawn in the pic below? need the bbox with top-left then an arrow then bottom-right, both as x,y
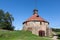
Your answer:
56,32 -> 60,34
0,30 -> 52,40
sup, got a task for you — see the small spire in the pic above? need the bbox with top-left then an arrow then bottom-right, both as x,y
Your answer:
33,9 -> 38,15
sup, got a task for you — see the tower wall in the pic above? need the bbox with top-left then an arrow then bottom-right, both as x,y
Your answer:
23,21 -> 50,36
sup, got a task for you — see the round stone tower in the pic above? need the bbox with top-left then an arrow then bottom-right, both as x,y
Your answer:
22,9 -> 52,37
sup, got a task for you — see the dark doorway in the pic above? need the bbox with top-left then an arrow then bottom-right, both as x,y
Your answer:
39,30 -> 45,37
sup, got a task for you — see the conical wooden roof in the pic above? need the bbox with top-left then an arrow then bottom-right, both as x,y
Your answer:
23,9 -> 48,24
27,13 -> 44,22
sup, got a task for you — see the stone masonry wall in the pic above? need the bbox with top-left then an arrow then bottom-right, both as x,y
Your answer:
23,21 -> 51,36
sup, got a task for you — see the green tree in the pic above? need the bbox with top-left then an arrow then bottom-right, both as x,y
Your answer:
0,9 -> 14,30
0,10 -> 5,29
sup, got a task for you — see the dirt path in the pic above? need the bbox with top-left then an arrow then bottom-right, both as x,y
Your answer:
52,36 -> 58,40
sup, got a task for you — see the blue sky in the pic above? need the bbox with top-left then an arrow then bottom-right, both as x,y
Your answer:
0,0 -> 60,30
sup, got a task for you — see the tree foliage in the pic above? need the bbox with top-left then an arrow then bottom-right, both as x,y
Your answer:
52,28 -> 60,32
0,9 -> 14,30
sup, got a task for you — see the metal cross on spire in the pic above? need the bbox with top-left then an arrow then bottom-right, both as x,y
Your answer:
33,0 -> 38,15
34,0 -> 37,9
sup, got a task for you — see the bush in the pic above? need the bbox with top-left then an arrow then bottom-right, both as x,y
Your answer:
57,34 -> 60,39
